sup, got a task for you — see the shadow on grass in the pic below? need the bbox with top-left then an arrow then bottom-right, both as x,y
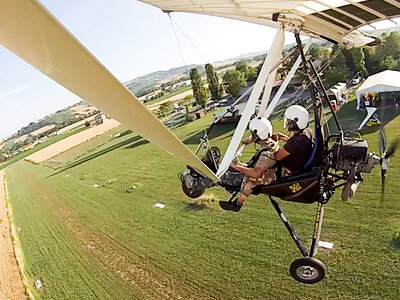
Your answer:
359,105 -> 400,135
184,202 -> 209,212
48,135 -> 146,177
390,232 -> 400,250
124,139 -> 149,149
327,101 -> 400,134
183,122 -> 237,145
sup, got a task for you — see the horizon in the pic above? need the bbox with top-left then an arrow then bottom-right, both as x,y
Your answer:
0,0 -> 282,140
0,0 -> 399,141
0,48 -> 267,142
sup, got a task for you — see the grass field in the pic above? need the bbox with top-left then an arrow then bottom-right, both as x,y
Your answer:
5,101 -> 400,299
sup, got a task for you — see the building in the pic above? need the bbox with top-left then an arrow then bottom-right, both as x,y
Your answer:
94,113 -> 106,125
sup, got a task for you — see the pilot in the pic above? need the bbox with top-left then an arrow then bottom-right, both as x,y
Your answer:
219,105 -> 312,212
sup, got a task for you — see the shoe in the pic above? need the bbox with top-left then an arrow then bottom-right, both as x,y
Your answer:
219,198 -> 242,212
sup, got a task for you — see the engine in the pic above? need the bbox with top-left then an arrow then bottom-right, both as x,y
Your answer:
332,138 -> 380,173
332,137 -> 380,200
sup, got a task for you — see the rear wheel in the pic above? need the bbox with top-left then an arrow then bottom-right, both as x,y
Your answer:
290,257 -> 326,284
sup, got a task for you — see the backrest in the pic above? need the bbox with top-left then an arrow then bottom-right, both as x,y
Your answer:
301,111 -> 325,170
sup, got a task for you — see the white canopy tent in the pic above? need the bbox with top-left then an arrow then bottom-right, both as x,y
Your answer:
356,70 -> 400,109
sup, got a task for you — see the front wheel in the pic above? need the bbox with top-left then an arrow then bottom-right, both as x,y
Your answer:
290,257 -> 326,284
181,181 -> 205,198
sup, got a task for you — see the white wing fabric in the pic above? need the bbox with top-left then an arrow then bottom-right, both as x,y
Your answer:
0,0 -> 218,181
141,0 -> 400,47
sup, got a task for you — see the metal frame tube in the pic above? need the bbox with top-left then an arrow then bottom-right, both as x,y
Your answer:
258,68 -> 278,116
269,196 -> 308,257
308,59 -> 343,133
264,39 -> 312,118
309,202 -> 324,257
216,27 -> 285,177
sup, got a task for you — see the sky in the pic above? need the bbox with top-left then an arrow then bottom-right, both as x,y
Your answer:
0,0 -> 398,140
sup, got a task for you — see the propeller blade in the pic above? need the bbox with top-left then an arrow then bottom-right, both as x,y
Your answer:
385,139 -> 399,159
381,169 -> 386,201
379,128 -> 386,157
0,0 -> 218,181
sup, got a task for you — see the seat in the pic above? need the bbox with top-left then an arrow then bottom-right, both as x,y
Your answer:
252,115 -> 325,204
252,167 -> 320,203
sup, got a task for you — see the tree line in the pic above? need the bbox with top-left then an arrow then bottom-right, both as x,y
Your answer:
166,30 -> 400,113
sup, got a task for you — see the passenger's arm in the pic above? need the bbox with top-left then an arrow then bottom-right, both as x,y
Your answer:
276,132 -> 289,142
230,162 -> 267,179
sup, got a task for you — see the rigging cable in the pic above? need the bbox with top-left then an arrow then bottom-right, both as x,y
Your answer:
169,16 -> 207,63
168,13 -> 186,66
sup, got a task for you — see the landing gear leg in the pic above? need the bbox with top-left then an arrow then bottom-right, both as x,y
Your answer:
269,196 -> 326,284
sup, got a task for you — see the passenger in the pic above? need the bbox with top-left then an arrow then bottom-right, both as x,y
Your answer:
219,105 -> 312,212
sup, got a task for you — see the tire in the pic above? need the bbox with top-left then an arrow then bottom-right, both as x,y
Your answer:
181,182 -> 205,199
290,257 -> 326,284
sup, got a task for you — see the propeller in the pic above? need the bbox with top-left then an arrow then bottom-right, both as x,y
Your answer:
379,127 -> 398,200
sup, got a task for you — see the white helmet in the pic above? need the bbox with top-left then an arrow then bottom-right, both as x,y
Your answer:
249,117 -> 273,140
284,105 -> 309,130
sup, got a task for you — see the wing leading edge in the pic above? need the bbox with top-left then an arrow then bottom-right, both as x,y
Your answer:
0,0 -> 218,181
141,0 -> 400,47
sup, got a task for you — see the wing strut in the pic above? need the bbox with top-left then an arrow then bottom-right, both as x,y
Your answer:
216,27 -> 284,177
264,39 -> 312,118
257,67 -> 278,117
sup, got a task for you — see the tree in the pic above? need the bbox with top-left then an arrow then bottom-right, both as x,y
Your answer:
190,68 -> 208,108
222,70 -> 247,97
205,63 -> 222,100
159,101 -> 171,117
382,31 -> 400,61
363,47 -> 380,75
380,55 -> 397,70
234,61 -> 249,78
247,66 -> 259,82
350,48 -> 368,77
324,65 -> 351,87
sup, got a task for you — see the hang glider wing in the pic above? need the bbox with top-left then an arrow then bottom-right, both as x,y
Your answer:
141,0 -> 400,47
0,0 -> 218,181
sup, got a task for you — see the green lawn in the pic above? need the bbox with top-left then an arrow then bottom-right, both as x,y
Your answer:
5,104 -> 400,299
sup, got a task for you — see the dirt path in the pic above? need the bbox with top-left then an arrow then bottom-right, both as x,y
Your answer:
26,119 -> 121,163
0,170 -> 26,299
146,89 -> 193,110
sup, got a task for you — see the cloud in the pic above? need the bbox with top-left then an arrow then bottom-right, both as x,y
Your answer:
0,85 -> 29,100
